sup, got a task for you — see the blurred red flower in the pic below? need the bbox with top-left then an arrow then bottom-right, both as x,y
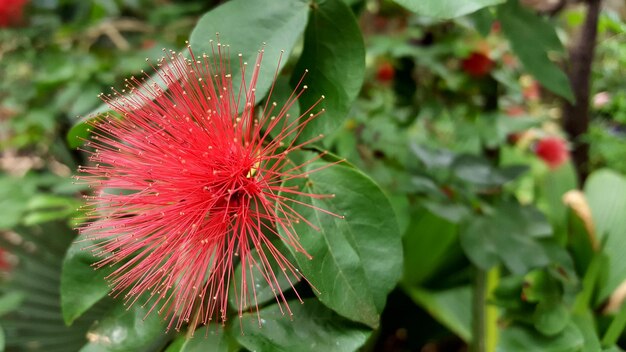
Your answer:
535,137 -> 569,169
462,52 -> 494,78
78,45 -> 338,332
0,0 -> 27,27
0,248 -> 9,270
376,61 -> 395,83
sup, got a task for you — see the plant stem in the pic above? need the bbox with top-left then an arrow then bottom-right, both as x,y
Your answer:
602,300 -> 626,347
472,268 -> 487,352
485,267 -> 499,351
562,0 -> 602,183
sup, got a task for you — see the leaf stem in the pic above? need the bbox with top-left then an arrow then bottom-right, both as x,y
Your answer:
602,299 -> 626,347
472,268 -> 487,352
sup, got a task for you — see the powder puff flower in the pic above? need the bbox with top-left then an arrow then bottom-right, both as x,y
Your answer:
77,43 -> 339,332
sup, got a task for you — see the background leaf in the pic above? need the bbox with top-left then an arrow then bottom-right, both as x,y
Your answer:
403,210 -> 459,285
406,286 -> 472,341
165,327 -> 228,352
497,323 -> 584,352
79,302 -> 167,352
584,169 -> 626,302
291,0 -> 365,142
460,202 -> 552,274
228,240 -> 297,312
61,236 -> 114,325
68,0 -> 310,148
237,299 -> 371,352
498,0 -> 575,102
190,0 -> 309,106
281,161 -> 403,328
393,0 -> 505,19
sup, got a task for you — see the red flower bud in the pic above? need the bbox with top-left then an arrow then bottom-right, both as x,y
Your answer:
535,137 -> 569,169
461,52 -> 494,78
376,61 -> 395,83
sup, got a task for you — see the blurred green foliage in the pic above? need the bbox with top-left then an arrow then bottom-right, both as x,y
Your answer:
2,0 -> 626,351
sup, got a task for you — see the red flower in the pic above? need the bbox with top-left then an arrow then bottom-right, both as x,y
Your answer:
0,248 -> 10,270
78,45 -> 339,332
535,137 -> 569,169
376,61 -> 395,83
0,0 -> 27,28
462,52 -> 494,78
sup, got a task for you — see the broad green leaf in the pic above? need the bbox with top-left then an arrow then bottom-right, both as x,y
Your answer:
571,311 -> 602,352
393,0 -> 504,19
0,292 -> 24,316
0,176 -> 37,229
498,0 -> 574,102
280,162 -> 403,328
406,286 -> 472,341
403,210 -> 458,285
0,324 -> 4,352
2,223 -> 108,352
292,0 -> 365,142
61,236 -> 114,325
497,323 -> 584,352
68,0 -> 309,149
229,240 -> 297,312
165,327 -> 228,352
534,300 -> 569,336
469,7 -> 496,37
566,206 -> 597,275
422,200 -> 471,224
537,163 -> 578,226
79,302 -> 167,352
389,194 -> 411,235
67,117 -> 92,149
584,170 -> 626,301
190,0 -> 309,103
460,202 -> 552,274
410,144 -> 455,170
452,155 -> 527,188
237,299 -> 371,352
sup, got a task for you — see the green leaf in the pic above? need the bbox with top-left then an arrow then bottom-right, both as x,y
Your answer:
0,292 -> 24,316
460,202 -> 552,274
67,113 -> 97,149
79,302 -> 167,352
410,144 -> 455,171
497,323 -> 584,352
393,0 -> 505,19
469,7 -> 496,37
497,0 -> 574,102
537,162 -> 578,226
0,176 -> 36,229
68,0 -> 310,149
229,240 -> 297,312
165,327 -> 228,352
534,300 -> 569,336
406,286 -> 472,342
0,324 -> 4,352
292,0 -> 365,142
452,155 -> 525,188
571,311 -> 602,352
61,236 -> 114,325
237,299 -> 371,352
280,162 -> 403,328
403,210 -> 459,285
584,169 -> 626,301
190,0 -> 309,108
